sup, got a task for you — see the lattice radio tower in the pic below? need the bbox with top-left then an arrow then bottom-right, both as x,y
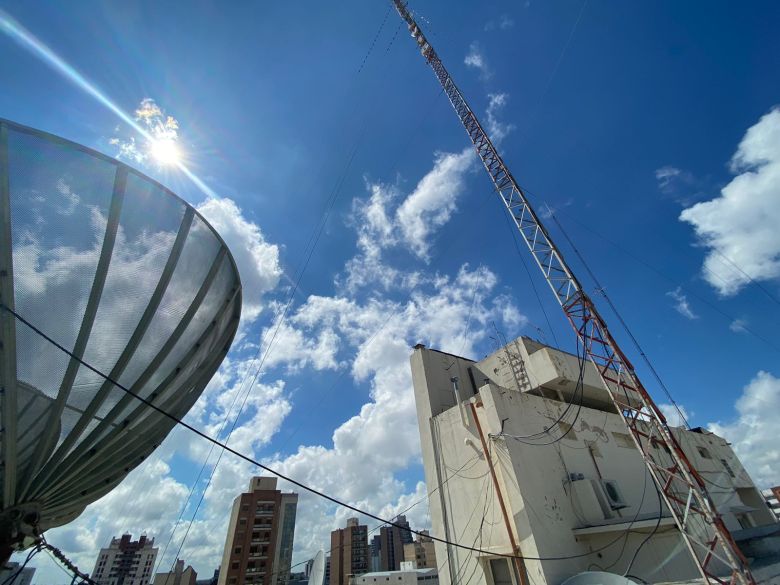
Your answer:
390,2 -> 755,584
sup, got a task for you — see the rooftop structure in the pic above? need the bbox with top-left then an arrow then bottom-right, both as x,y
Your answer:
410,337 -> 777,585
0,119 -> 242,556
350,567 -> 438,585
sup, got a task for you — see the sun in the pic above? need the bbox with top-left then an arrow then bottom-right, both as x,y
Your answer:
149,137 -> 181,165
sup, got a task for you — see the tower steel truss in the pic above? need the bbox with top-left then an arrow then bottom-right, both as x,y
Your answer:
390,2 -> 755,584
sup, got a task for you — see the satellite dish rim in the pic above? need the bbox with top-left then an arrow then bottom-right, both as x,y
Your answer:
0,117 -> 243,293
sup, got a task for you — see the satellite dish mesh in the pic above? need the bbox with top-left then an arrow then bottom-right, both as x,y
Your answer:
0,119 -> 242,548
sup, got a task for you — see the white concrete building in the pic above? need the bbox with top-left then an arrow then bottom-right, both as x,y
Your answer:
410,337 -> 776,585
92,534 -> 158,585
351,566 -> 438,585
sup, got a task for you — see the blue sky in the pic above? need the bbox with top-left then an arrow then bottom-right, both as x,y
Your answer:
1,0 -> 779,583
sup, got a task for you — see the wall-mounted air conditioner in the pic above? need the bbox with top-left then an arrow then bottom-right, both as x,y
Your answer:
600,479 -> 628,510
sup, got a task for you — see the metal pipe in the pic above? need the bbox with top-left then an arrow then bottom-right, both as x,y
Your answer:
469,402 -> 528,585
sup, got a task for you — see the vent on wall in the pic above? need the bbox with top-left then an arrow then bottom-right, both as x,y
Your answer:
601,480 -> 628,510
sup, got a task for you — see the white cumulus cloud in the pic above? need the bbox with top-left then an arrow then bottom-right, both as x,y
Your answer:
196,197 -> 282,322
709,370 -> 780,488
680,107 -> 780,296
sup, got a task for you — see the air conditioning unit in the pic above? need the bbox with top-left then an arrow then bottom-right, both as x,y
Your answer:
600,479 -> 628,510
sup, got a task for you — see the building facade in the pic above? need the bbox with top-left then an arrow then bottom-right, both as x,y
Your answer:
91,534 -> 158,585
330,518 -> 369,585
218,477 -> 298,585
350,567 -> 437,585
153,559 -> 197,585
410,337 -> 777,585
402,532 -> 436,570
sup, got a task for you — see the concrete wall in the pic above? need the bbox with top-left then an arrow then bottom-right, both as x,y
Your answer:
410,340 -> 773,585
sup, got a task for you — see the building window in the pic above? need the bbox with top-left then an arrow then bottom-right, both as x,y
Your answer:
697,447 -> 712,459
721,459 -> 736,478
488,559 -> 515,585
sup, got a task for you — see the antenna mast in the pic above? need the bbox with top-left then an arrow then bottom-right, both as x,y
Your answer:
390,2 -> 754,584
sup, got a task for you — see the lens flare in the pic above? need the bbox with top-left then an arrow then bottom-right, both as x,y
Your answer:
0,8 -> 217,199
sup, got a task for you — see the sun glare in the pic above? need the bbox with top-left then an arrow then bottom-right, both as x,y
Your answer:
149,137 -> 181,165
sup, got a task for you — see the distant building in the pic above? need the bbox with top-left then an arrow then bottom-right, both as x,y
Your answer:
195,568 -> 220,585
330,518 -> 369,585
410,337 -> 778,585
218,477 -> 298,585
763,486 -> 780,521
153,559 -> 197,585
395,516 -> 413,547
289,571 -> 308,585
369,535 -> 381,572
324,556 -> 330,585
379,520 -> 406,571
402,532 -> 436,570
92,534 -> 158,585
350,566 -> 437,585
0,562 -> 35,585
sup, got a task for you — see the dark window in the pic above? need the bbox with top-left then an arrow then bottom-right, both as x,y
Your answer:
489,559 -> 514,585
721,459 -> 736,478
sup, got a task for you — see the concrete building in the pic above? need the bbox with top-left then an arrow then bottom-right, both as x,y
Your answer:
763,487 -> 780,521
218,477 -> 298,585
410,337 -> 777,585
379,525 -> 403,572
402,532 -> 436,570
379,516 -> 413,571
92,534 -> 158,585
350,566 -> 437,585
331,518 -> 369,585
0,562 -> 35,585
153,559 -> 197,585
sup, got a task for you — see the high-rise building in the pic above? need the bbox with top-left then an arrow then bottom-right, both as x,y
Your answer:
330,518 -> 368,585
369,535 -> 381,572
91,534 -> 158,585
410,337 -> 778,585
379,522 -> 405,571
153,559 -> 197,585
218,477 -> 298,585
394,516 -> 413,546
402,531 -> 436,570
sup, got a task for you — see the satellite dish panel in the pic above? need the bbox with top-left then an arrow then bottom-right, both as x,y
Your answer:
309,550 -> 325,585
560,572 -> 638,585
0,119 -> 242,550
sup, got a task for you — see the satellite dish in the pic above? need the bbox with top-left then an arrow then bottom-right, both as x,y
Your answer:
560,572 -> 638,585
309,550 -> 325,585
0,119 -> 242,556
